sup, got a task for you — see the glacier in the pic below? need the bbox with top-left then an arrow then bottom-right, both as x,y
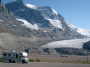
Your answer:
41,38 -> 90,49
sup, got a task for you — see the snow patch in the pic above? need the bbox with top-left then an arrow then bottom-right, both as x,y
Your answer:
68,24 -> 77,30
16,18 -> 39,30
77,28 -> 90,36
25,3 -> 37,9
68,24 -> 90,37
51,8 -> 58,15
47,19 -> 63,29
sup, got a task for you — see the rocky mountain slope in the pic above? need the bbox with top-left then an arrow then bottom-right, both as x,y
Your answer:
0,0 -> 90,51
5,0 -> 87,40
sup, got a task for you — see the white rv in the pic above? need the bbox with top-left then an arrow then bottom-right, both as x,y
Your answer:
2,50 -> 29,63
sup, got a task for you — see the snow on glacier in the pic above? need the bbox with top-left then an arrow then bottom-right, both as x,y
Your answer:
41,39 -> 90,49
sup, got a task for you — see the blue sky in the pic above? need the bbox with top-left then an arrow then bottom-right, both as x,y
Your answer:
4,0 -> 90,29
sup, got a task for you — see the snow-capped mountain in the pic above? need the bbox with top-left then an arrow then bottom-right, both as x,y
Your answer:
0,0 -> 90,50
68,24 -> 90,37
5,0 -> 88,39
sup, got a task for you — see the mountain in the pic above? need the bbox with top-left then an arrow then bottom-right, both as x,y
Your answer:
0,0 -> 90,51
68,24 -> 90,37
5,0 -> 87,39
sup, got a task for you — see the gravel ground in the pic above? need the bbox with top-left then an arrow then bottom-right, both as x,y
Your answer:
0,62 -> 90,67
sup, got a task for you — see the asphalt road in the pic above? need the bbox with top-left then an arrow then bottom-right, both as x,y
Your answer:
0,63 -> 90,67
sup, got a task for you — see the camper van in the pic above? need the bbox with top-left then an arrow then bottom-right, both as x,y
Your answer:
2,50 -> 29,63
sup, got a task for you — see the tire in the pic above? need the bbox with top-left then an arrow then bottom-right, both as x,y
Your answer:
9,59 -> 12,63
22,60 -> 28,64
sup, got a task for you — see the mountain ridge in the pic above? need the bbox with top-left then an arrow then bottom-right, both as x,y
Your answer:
0,0 -> 90,50
5,0 -> 87,39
